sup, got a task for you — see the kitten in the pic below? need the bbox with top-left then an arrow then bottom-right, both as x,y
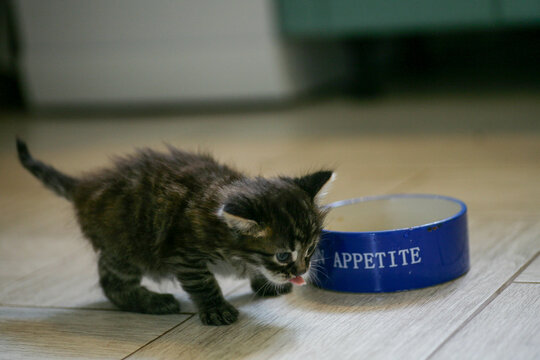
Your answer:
16,139 -> 334,326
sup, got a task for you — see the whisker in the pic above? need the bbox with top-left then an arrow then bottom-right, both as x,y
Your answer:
308,263 -> 330,285
311,256 -> 331,263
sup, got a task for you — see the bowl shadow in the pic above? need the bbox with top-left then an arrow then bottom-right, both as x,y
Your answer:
290,275 -> 467,313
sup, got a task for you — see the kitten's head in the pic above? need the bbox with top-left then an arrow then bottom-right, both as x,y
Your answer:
218,170 -> 335,285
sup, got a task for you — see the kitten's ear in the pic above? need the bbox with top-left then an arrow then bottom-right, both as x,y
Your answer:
293,170 -> 335,202
217,203 -> 266,237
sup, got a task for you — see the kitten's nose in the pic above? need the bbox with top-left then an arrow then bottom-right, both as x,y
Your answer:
293,259 -> 310,276
293,266 -> 307,277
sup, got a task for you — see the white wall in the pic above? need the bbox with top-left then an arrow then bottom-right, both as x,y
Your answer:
15,0 -> 347,107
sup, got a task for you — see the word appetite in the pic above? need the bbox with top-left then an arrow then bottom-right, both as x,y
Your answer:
322,247 -> 422,270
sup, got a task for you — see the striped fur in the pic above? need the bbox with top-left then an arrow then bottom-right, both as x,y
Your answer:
16,139 -> 333,326
16,139 -> 77,200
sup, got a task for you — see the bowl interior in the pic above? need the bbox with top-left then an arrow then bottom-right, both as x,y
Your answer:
325,196 -> 463,232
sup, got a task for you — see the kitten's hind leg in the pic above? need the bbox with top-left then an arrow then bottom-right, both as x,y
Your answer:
250,273 -> 292,297
98,253 -> 180,314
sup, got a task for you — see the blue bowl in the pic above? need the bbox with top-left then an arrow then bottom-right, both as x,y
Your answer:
315,194 -> 470,292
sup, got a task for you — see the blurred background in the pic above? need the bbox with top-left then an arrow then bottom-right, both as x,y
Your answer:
1,0 -> 540,208
0,0 -> 539,113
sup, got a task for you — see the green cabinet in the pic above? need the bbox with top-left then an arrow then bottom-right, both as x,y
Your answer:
278,0 -> 332,35
278,0 -> 540,36
500,0 -> 540,23
332,0 -> 493,34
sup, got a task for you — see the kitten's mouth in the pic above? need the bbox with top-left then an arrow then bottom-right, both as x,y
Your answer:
288,276 -> 306,286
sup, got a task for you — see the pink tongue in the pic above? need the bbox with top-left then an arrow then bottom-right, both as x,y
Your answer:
289,276 -> 306,286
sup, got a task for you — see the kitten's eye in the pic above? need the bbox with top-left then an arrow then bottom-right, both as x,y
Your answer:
275,252 -> 292,264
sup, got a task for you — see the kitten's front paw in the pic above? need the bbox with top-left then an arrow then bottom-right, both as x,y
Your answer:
199,301 -> 239,326
251,279 -> 293,297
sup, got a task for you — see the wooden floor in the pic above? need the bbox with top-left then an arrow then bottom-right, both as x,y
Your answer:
1,92 -> 539,359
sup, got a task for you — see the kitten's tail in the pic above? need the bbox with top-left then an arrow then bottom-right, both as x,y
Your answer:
16,138 -> 78,201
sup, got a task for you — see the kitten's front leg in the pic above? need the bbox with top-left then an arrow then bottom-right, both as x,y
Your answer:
176,269 -> 238,326
250,273 -> 292,297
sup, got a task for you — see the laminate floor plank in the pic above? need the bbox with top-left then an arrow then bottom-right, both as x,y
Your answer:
515,254 -> 540,283
0,306 -> 190,360
429,283 -> 540,360
389,166 -> 540,214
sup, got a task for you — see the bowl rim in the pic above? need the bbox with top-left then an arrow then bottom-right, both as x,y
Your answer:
322,193 -> 467,235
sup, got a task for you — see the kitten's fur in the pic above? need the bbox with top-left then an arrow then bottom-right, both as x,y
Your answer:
16,139 -> 333,325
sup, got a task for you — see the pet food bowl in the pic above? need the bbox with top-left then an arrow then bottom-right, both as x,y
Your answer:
315,194 -> 469,292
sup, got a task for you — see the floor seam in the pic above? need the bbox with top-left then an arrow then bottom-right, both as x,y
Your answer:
512,281 -> 540,284
121,314 -> 195,360
0,303 -> 197,314
0,281 -> 247,313
424,250 -> 540,360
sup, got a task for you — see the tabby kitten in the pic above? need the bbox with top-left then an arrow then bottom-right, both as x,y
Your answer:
16,139 -> 333,326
